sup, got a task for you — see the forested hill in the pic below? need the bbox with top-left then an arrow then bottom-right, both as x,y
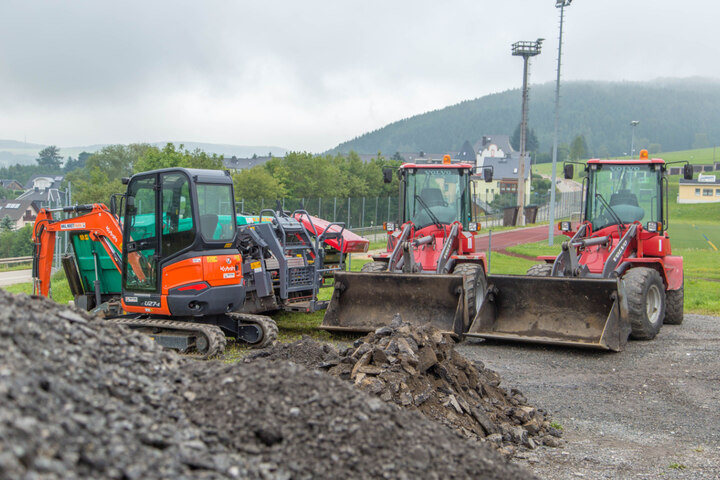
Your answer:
332,78 -> 720,157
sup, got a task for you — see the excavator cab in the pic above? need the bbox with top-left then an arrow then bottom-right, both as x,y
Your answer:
121,168 -> 245,317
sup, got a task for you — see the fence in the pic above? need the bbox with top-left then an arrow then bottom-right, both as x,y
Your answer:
236,190 -> 583,232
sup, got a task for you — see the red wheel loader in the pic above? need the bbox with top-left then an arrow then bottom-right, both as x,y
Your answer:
465,150 -> 692,351
321,155 -> 493,336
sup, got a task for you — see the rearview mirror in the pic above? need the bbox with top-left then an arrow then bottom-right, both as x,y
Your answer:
563,164 -> 574,180
382,168 -> 393,184
483,167 -> 493,183
683,163 -> 693,180
109,195 -> 117,216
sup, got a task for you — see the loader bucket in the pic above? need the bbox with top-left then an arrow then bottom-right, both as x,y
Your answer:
321,271 -> 467,336
466,275 -> 631,352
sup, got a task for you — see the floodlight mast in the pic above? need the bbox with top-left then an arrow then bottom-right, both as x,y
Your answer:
512,38 -> 543,226
548,0 -> 572,245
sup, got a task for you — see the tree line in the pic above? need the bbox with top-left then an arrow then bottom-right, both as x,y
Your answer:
1,143 -> 401,210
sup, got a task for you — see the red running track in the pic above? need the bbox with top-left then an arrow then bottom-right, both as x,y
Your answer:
475,225 -> 561,251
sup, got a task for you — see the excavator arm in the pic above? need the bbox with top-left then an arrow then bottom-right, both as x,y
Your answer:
32,204 -> 125,298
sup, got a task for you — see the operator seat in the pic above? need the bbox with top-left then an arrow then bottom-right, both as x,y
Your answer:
420,188 -> 446,207
200,214 -> 219,240
609,189 -> 639,207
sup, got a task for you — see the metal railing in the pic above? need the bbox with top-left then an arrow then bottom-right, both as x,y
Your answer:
0,256 -> 32,265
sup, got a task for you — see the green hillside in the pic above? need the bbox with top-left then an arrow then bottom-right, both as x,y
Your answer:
333,78 -> 720,158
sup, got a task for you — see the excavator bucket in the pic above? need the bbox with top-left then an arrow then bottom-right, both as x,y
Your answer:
321,271 -> 467,336
466,275 -> 631,352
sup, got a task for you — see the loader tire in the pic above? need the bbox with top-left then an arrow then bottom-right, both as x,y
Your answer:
360,261 -> 388,273
664,279 -> 684,325
453,263 -> 487,331
623,267 -> 665,340
526,264 -> 552,276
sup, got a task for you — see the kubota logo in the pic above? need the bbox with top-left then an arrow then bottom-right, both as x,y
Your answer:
220,266 -> 234,272
105,226 -> 118,243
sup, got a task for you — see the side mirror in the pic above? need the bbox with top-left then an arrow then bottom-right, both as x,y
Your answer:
121,177 -> 130,185
563,164 -> 574,180
382,168 -> 393,184
483,167 -> 493,183
109,195 -> 117,216
683,163 -> 693,180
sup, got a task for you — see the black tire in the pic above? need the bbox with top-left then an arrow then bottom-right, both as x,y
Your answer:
623,267 -> 665,340
526,263 -> 553,276
664,279 -> 684,325
360,261 -> 388,273
453,263 -> 488,331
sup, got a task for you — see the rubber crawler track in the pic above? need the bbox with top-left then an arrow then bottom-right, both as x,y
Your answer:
227,312 -> 278,348
109,317 -> 227,359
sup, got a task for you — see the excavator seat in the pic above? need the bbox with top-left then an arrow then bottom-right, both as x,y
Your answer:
201,214 -> 219,239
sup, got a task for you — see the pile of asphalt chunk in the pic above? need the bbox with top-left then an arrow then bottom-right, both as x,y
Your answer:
0,290 -> 531,480
247,316 -> 562,455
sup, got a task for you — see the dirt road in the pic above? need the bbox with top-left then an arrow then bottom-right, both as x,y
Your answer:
458,314 -> 720,479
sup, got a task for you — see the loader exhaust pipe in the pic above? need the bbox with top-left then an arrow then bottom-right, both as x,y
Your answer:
466,275 -> 631,351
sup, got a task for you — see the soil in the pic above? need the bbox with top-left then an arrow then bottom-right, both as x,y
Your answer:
0,290 -> 530,479
457,314 -> 720,479
246,317 -> 563,455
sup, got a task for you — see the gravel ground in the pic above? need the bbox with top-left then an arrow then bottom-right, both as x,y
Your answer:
457,314 -> 720,479
0,290 -> 530,479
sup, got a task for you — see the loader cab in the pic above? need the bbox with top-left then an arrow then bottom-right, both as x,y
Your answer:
584,159 -> 666,233
121,168 -> 237,295
397,163 -> 474,230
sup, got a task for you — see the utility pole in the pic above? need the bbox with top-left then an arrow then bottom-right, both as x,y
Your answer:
512,39 -> 543,226
630,120 -> 640,158
549,0 -> 573,245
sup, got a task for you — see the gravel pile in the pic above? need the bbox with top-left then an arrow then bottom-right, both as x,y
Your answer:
247,316 -> 562,456
0,290 -> 531,479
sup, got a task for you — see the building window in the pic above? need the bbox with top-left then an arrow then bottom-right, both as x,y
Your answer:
716,188 -> 720,196
695,188 -> 700,196
703,189 -> 713,196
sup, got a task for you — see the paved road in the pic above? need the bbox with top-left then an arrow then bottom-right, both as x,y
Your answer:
0,269 -> 31,287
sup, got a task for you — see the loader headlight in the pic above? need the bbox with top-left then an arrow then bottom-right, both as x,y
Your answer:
559,221 -> 572,232
646,221 -> 661,233
468,222 -> 479,232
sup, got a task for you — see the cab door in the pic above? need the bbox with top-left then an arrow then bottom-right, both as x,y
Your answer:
123,174 -> 159,296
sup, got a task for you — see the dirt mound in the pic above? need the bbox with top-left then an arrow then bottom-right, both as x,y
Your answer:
247,316 -> 562,455
0,290 -> 531,479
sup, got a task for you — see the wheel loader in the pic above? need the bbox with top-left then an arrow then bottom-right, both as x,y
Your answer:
465,150 -> 692,351
321,155 -> 494,336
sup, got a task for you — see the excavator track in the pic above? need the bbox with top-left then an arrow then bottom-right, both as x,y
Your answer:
227,312 -> 278,348
108,317 -> 227,359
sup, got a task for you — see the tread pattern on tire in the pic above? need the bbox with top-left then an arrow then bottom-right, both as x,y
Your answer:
526,264 -> 552,276
664,280 -> 684,325
453,263 -> 487,330
623,267 -> 665,340
360,261 -> 388,273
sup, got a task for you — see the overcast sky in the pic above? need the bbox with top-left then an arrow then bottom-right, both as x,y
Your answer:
1,1 -> 719,153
